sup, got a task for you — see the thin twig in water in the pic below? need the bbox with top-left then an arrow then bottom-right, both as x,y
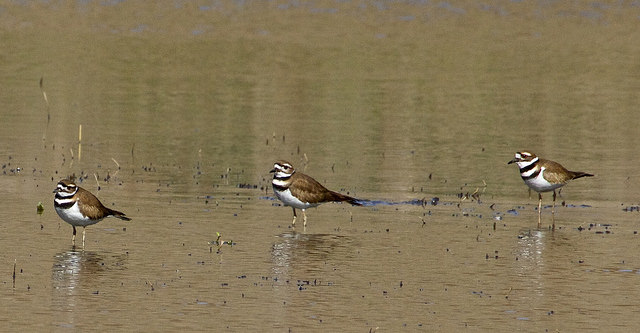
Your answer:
112,158 -> 120,177
94,173 -> 100,191
40,77 -> 50,108
78,124 -> 82,161
471,188 -> 480,201
40,77 -> 51,144
13,259 -> 16,289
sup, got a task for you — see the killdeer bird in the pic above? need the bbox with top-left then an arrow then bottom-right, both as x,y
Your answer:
508,151 -> 593,229
270,160 -> 362,227
54,179 -> 131,247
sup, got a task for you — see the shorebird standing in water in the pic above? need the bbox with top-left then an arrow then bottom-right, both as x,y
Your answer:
508,151 -> 593,230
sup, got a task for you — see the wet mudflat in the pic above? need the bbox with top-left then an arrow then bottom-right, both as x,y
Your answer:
2,1 -> 640,331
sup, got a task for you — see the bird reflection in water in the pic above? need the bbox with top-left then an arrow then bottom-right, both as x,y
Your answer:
51,247 -> 128,326
271,231 -> 353,277
52,249 -> 106,294
514,229 -> 548,298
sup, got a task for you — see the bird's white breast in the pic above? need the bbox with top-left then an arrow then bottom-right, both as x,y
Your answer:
274,188 -> 317,210
55,200 -> 102,227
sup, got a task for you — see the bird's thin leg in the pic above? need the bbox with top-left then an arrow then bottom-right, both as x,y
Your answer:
72,226 -> 77,245
291,208 -> 297,226
552,190 -> 557,231
302,210 -> 308,227
537,193 -> 543,229
82,227 -> 86,248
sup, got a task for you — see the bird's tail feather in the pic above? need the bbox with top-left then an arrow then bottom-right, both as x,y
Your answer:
329,191 -> 363,206
572,171 -> 594,180
108,209 -> 132,221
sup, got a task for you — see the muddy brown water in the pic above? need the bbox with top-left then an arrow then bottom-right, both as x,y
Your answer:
2,1 -> 640,331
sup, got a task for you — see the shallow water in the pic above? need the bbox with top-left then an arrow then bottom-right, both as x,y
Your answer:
2,1 -> 640,331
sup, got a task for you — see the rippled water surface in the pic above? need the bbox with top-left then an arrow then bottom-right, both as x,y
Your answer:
2,1 -> 640,331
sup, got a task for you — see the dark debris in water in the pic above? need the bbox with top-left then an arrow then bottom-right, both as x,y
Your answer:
237,183 -> 258,189
622,206 -> 640,212
349,197 -> 441,207
471,290 -> 490,298
506,209 -> 519,216
1,156 -> 23,175
141,164 -> 157,172
259,197 -> 445,207
578,223 -> 613,234
295,279 -> 332,291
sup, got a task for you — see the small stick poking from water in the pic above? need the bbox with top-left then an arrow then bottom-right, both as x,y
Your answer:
40,77 -> 50,108
505,287 -> 513,299
12,259 -> 16,289
78,124 -> 82,161
112,158 -> 120,177
94,173 -> 100,191
40,77 -> 51,143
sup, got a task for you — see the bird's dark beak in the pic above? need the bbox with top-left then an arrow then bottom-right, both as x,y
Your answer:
269,168 -> 275,173
53,188 -> 59,193
507,158 -> 517,165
